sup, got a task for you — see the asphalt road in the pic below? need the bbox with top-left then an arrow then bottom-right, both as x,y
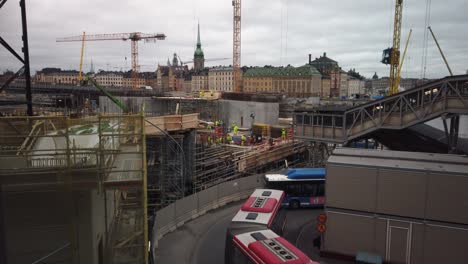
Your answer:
154,201 -> 351,264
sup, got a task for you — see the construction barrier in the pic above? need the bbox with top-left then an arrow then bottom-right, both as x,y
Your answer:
151,174 -> 263,251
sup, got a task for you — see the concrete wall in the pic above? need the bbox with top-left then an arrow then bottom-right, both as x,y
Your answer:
2,188 -> 111,264
325,157 -> 468,263
99,96 -> 280,127
219,100 -> 279,127
151,174 -> 263,261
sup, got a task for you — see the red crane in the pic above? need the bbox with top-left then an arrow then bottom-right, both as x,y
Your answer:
232,0 -> 242,93
57,32 -> 166,90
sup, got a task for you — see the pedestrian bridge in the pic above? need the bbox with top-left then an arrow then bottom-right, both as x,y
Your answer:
294,74 -> 468,145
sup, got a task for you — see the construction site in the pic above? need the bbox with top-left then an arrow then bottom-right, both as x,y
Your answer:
1,0 -> 468,263
0,105 -> 314,263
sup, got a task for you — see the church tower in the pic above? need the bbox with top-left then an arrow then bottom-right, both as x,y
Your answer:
193,22 -> 205,71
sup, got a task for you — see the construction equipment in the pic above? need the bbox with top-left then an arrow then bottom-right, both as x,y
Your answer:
381,0 -> 404,95
177,55 -> 230,67
83,75 -> 128,113
57,32 -> 166,90
428,26 -> 453,76
78,32 -> 85,81
232,0 -> 242,93
394,29 -> 412,92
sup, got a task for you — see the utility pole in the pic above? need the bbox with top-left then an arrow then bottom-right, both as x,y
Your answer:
20,0 -> 33,116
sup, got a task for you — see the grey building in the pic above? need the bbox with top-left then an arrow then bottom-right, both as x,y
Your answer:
323,148 -> 468,264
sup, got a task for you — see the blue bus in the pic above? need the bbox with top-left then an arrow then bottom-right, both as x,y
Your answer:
264,168 -> 325,209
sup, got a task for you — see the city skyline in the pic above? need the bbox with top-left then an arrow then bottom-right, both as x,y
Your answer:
1,0 -> 467,79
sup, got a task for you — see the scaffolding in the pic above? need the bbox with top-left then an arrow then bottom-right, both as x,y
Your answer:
0,114 -> 148,264
146,129 -> 196,210
192,140 -> 308,193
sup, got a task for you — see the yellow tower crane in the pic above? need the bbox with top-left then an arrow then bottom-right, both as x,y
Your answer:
78,32 -> 85,81
381,0 -> 404,95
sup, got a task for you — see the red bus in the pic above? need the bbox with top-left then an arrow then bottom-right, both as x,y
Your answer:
225,189 -> 319,264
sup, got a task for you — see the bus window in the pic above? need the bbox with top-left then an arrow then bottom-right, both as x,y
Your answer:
287,183 -> 302,196
317,183 -> 325,196
303,183 -> 317,196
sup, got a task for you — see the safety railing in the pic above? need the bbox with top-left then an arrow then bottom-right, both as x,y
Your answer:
295,74 -> 468,143
151,174 -> 263,254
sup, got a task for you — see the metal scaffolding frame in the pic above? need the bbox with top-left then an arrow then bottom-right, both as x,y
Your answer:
0,0 -> 33,115
146,129 -> 196,210
0,114 -> 148,264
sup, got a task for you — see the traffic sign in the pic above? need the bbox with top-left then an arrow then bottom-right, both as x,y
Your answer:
317,213 -> 327,224
316,223 -> 326,233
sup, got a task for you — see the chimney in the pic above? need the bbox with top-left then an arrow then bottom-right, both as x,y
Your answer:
308,54 -> 312,64
324,52 -> 327,57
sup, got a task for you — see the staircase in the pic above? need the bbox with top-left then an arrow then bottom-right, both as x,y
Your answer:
295,74 -> 468,144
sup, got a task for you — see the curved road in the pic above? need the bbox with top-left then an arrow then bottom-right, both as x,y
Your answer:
154,200 -> 350,264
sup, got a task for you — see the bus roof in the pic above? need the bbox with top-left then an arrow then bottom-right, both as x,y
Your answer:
234,229 -> 318,264
265,168 -> 326,182
232,189 -> 284,226
287,168 -> 326,179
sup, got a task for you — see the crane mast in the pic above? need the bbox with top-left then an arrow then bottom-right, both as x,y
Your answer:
428,26 -> 453,76
78,32 -> 85,81
233,0 -> 242,93
381,0 -> 403,95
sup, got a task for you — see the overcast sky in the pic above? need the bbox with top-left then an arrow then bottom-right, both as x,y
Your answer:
1,0 -> 467,79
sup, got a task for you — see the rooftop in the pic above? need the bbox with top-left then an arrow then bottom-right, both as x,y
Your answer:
244,65 -> 321,78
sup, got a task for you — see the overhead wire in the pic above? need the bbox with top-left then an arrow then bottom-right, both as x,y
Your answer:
420,0 -> 432,79
285,0 -> 289,64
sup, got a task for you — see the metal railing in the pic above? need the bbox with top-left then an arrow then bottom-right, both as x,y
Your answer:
295,74 -> 468,143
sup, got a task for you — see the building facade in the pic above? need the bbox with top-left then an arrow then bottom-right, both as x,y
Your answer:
191,69 -> 209,92
208,67 -> 234,92
35,68 -> 80,85
348,77 -> 366,96
321,77 -> 331,98
94,71 -> 124,87
157,57 -> 188,92
243,65 -> 322,97
309,53 -> 344,97
339,71 -> 349,98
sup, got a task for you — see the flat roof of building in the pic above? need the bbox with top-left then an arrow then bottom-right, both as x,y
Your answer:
328,147 -> 468,175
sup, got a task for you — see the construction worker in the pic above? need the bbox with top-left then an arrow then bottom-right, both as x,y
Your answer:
241,134 -> 246,146
233,125 -> 239,135
226,133 -> 232,144
214,120 -> 219,127
200,91 -> 205,97
281,128 -> 287,140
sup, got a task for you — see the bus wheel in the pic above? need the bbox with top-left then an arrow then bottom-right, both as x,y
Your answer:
289,200 -> 300,209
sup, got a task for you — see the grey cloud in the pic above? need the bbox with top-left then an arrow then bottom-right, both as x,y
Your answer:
1,0 -> 467,79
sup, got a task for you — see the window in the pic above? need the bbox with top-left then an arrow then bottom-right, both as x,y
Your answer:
317,183 -> 325,196
303,183 -> 317,196
287,183 -> 302,196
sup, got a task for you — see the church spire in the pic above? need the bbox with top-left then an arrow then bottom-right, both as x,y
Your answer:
197,21 -> 201,46
90,58 -> 95,74
193,21 -> 205,71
